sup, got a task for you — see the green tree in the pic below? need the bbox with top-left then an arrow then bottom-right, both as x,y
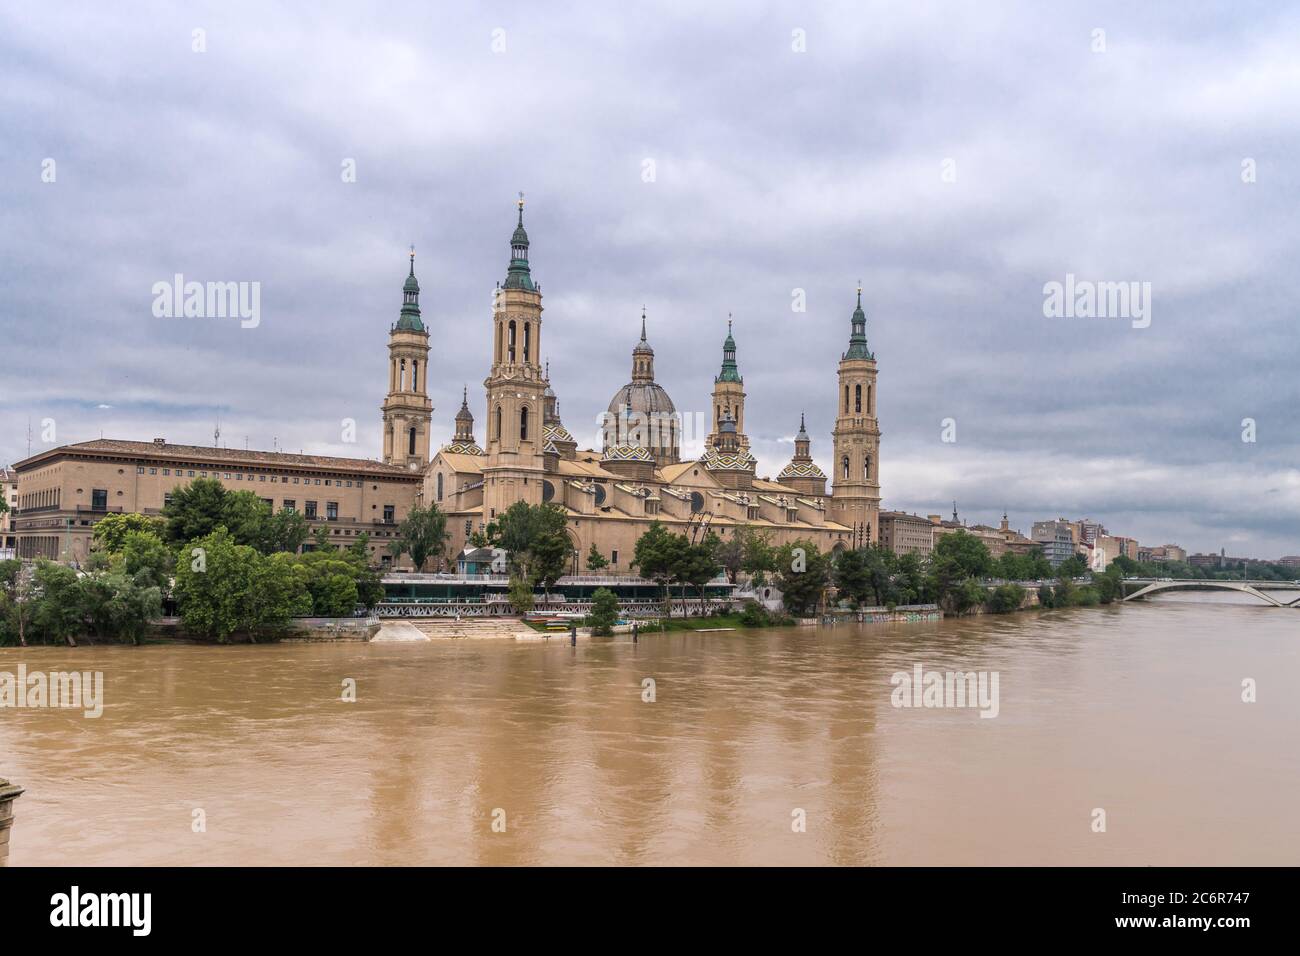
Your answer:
507,574 -> 535,614
1057,554 -> 1088,578
893,551 -> 925,604
587,587 -> 619,635
925,531 -> 994,614
312,525 -> 334,552
741,528 -> 777,586
529,507 -> 571,601
348,532 -> 371,562
716,532 -> 744,584
676,532 -> 722,612
585,543 -> 609,572
162,477 -> 232,544
79,571 -> 162,644
292,552 -> 365,616
834,547 -> 871,607
173,529 -> 309,642
486,502 -> 569,599
118,529 -> 174,590
0,559 -> 34,647
31,561 -> 86,646
774,539 -> 831,617
933,530 -> 994,578
262,507 -> 309,555
1093,565 -> 1123,604
1052,570 -> 1078,608
219,491 -> 274,549
862,544 -> 897,606
92,512 -> 166,553
395,503 -> 449,571
985,583 -> 1025,614
632,521 -> 688,613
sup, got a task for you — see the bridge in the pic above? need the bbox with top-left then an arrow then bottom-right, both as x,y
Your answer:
1123,578 -> 1300,607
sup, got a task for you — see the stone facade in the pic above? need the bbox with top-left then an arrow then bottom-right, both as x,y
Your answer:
878,510 -> 934,557
11,440 -> 420,566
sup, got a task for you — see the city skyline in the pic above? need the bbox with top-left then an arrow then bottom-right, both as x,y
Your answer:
2,2 -> 1298,556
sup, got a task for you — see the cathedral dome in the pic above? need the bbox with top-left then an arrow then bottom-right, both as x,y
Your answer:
605,381 -> 677,420
602,314 -> 680,465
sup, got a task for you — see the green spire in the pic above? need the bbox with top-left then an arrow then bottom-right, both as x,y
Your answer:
844,282 -> 873,360
716,315 -> 741,383
503,192 -> 535,291
396,246 -> 425,331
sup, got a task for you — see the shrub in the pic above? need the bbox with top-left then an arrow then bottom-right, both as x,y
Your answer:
985,583 -> 1025,614
587,588 -> 619,636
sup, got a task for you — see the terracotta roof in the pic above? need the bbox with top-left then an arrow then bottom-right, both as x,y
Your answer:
15,439 -> 419,479
437,452 -> 485,474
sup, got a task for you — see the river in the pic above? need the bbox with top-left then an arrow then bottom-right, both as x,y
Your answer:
2,596 -> 1296,865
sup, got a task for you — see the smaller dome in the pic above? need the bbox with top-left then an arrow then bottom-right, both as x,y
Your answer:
602,444 -> 654,463
443,439 -> 483,456
777,460 -> 826,480
702,445 -> 757,472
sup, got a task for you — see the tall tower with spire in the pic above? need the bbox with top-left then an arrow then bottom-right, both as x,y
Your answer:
381,248 -> 433,470
707,318 -> 748,451
482,195 -> 547,521
829,285 -> 881,544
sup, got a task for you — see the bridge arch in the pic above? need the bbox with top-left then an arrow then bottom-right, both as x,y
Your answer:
1123,580 -> 1297,607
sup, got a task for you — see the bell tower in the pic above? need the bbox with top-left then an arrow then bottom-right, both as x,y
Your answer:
381,248 -> 433,470
707,318 -> 748,451
482,194 -> 547,521
829,285 -> 881,545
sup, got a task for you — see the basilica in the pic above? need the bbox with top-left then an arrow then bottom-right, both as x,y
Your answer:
403,198 -> 882,572
8,197 -> 882,570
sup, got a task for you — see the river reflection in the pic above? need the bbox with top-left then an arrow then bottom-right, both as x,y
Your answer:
1,597 -> 1296,865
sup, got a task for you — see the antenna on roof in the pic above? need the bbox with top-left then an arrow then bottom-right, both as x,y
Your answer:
214,421 -> 221,447
26,417 -> 32,457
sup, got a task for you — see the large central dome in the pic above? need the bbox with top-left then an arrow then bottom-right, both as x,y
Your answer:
602,313 -> 680,466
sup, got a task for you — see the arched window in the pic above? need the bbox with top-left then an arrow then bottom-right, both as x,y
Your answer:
412,360 -> 419,392
400,358 -> 407,391
520,405 -> 529,440
844,385 -> 849,412
495,323 -> 503,364
508,321 -> 517,363
867,384 -> 872,414
863,453 -> 872,481
523,322 -> 531,363
436,473 -> 444,501
408,427 -> 417,456
494,405 -> 502,441
855,384 -> 862,413
841,456 -> 850,480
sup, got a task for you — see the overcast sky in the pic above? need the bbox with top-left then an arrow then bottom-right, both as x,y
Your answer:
2,1 -> 1297,557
